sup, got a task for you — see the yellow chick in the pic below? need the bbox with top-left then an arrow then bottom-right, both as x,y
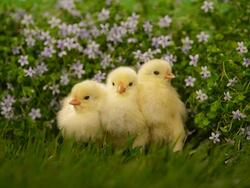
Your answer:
57,80 -> 106,143
138,59 -> 187,152
101,67 -> 149,148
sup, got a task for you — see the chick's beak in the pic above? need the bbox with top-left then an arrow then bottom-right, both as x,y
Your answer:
117,82 -> 126,94
69,98 -> 81,106
165,73 -> 175,80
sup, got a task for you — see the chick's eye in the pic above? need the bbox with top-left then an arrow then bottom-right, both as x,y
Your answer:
84,96 -> 90,100
154,71 -> 160,75
129,82 -> 133,86
112,82 -> 115,86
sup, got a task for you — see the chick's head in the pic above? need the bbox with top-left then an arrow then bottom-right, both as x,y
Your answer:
107,67 -> 137,96
69,80 -> 106,112
138,59 -> 175,83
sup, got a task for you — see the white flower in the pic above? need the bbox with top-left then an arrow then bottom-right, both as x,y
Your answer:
201,1 -> 214,13
223,91 -> 232,101
227,77 -> 237,87
158,15 -> 172,28
189,54 -> 199,66
236,42 -> 248,55
98,8 -> 110,22
185,76 -> 196,87
196,90 -> 208,102
29,108 -> 41,120
197,32 -> 209,43
0,95 -> 15,119
209,132 -> 220,143
18,55 -> 29,66
49,84 -> 60,95
25,36 -> 35,47
143,21 -> 153,33
232,110 -> 246,120
21,14 -> 34,25
48,17 -> 61,28
200,66 -> 211,78
60,73 -> 69,86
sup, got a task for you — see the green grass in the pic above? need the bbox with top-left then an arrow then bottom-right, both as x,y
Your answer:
1,133 -> 250,188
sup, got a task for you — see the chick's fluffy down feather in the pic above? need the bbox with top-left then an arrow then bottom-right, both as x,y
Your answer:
101,67 -> 149,148
57,80 -> 106,143
138,59 -> 187,151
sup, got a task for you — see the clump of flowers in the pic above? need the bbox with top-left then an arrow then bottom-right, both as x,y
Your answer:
0,0 -> 248,144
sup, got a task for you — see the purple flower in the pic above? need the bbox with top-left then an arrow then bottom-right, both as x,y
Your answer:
152,35 -> 172,48
196,90 -> 208,102
181,36 -> 193,53
243,58 -> 250,67
57,0 -> 80,17
90,26 -> 101,37
29,108 -> 41,120
100,54 -> 112,69
24,67 -> 36,77
41,46 -> 56,58
158,15 -> 172,28
223,91 -> 232,101
201,1 -> 214,13
84,41 -> 101,59
12,46 -> 21,55
200,66 -> 211,78
209,132 -> 220,143
189,54 -> 199,66
35,62 -> 48,75
18,55 -> 29,66
100,23 -> 109,34
121,13 -> 139,34
185,76 -> 196,87
232,110 -> 246,120
0,94 -> 16,119
236,42 -> 248,55
163,53 -> 177,65
197,32 -> 209,43
98,8 -> 110,22
143,21 -> 153,33
71,61 -> 85,79
107,24 -> 127,44
133,48 -> 160,63
60,73 -> 70,86
77,28 -> 91,39
93,71 -> 106,82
